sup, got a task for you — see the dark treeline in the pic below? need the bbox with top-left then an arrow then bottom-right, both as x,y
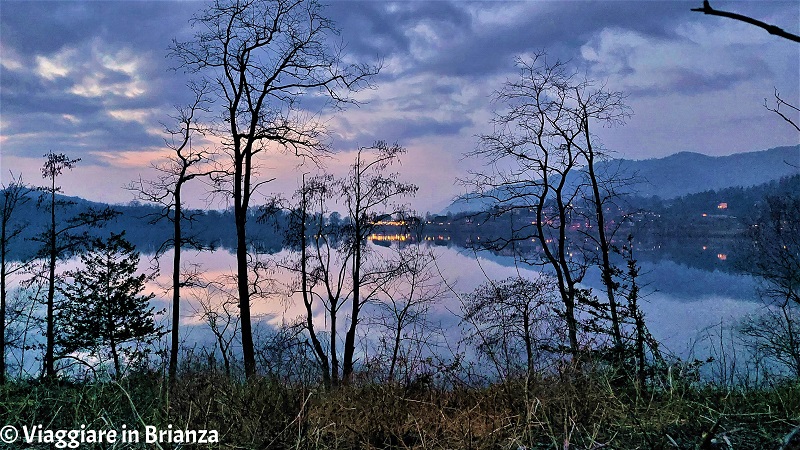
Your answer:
2,194 -> 288,261
636,173 -> 800,237
0,179 -> 782,290
3,173 -> 797,263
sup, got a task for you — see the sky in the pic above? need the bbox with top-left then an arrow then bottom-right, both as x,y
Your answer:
1,0 -> 798,213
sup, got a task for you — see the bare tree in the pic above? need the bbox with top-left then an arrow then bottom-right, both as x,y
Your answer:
252,322 -> 312,382
285,173 -> 336,386
34,152 -> 118,379
746,196 -> 800,308
2,287 -> 40,379
191,280 -> 241,377
170,0 -> 379,378
370,245 -> 446,384
737,195 -> 800,378
129,82 -> 218,380
1,173 -> 31,383
291,173 -> 355,387
9,281 -> 46,379
574,87 -> 631,352
287,142 -> 416,386
764,88 -> 800,134
462,274 -> 564,379
339,143 -> 418,383
738,302 -> 800,378
465,54 -> 629,355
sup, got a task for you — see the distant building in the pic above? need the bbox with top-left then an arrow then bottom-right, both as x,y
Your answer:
717,202 -> 728,210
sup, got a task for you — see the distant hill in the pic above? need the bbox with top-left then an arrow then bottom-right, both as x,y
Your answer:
446,145 -> 800,213
617,145 -> 799,199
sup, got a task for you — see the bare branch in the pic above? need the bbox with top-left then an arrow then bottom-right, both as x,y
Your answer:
764,88 -> 800,133
691,1 -> 800,43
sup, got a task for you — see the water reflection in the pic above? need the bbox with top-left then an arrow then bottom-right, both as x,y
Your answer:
153,240 -> 761,358
6,237 -> 764,376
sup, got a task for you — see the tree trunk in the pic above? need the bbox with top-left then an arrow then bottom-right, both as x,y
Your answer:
0,217 -> 7,384
583,118 -> 623,350
234,131 -> 256,379
389,322 -> 402,382
564,291 -> 579,355
45,181 -> 57,379
299,185 -> 331,386
169,186 -> 182,380
236,201 -> 255,378
330,299 -> 340,386
523,304 -> 534,375
557,187 -> 580,356
342,223 -> 362,383
110,334 -> 121,379
781,301 -> 800,378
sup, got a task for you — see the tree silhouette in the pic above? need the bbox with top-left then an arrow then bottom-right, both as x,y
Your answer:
57,232 -> 162,377
737,195 -> 800,378
35,152 -> 118,379
465,54 -> 630,355
1,173 -> 31,384
287,143 -> 417,386
463,275 -> 564,379
129,82 -> 217,381
170,0 -> 379,378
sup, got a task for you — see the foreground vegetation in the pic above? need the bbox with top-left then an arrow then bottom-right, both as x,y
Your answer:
2,360 -> 799,450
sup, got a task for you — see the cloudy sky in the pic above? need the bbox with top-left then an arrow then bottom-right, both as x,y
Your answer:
1,0 -> 798,213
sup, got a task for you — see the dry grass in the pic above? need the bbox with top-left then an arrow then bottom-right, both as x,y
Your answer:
1,366 -> 798,449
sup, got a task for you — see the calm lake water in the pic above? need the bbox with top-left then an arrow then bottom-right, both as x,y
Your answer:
7,239 -> 766,378
153,241 -> 764,359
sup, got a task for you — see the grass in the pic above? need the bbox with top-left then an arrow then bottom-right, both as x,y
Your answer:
1,363 -> 798,449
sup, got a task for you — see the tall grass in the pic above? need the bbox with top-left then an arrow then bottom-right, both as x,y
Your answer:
1,358 -> 797,449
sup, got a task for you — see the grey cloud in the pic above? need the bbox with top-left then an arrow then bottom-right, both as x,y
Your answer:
326,1 -> 472,60
2,105 -> 164,160
2,0 -> 797,178
399,116 -> 473,140
0,2 -> 200,163
0,69 -> 103,116
392,1 -> 705,79
333,115 -> 473,149
1,1 -> 194,56
419,1 -> 699,79
662,64 -> 772,95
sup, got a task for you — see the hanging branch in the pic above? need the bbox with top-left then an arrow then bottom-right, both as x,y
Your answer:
691,1 -> 800,43
764,88 -> 800,133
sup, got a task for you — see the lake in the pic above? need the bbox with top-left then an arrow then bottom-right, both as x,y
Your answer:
158,240 -> 766,367
5,238 -> 768,379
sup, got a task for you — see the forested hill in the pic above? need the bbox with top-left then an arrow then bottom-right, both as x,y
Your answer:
446,145 -> 800,214
617,145 -> 799,199
1,194 -> 286,261
648,173 -> 800,219
632,173 -> 800,237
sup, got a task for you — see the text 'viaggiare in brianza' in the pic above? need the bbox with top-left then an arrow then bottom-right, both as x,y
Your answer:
0,424 -> 219,448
